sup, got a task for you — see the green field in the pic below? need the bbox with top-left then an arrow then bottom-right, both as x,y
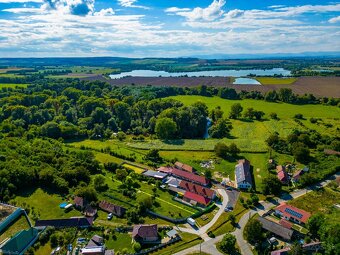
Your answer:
0,83 -> 28,88
11,188 -> 82,220
255,77 -> 297,85
169,96 -> 340,119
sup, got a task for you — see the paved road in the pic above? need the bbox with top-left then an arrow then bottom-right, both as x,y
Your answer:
175,172 -> 339,255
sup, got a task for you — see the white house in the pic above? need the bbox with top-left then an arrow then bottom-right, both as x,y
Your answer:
235,159 -> 253,189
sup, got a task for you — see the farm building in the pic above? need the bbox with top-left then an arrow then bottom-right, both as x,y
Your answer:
179,181 -> 216,199
74,196 -> 86,210
35,217 -> 93,228
84,204 -> 97,217
257,217 -> 294,241
274,203 -> 311,225
171,169 -> 210,186
276,165 -> 289,184
292,169 -> 305,182
235,159 -> 253,189
174,162 -> 194,173
183,191 -> 211,207
132,224 -> 159,243
157,166 -> 175,173
99,201 -> 126,217
142,170 -> 168,180
165,177 -> 181,188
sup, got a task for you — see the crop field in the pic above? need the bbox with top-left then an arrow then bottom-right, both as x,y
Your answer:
255,77 -> 297,85
0,83 -> 28,88
122,163 -> 146,173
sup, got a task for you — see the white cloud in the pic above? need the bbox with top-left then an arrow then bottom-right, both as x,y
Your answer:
117,0 -> 149,10
0,0 -> 42,2
2,7 -> 42,13
167,0 -> 226,21
41,0 -> 94,16
329,16 -> 340,23
94,7 -> 114,16
165,7 -> 191,13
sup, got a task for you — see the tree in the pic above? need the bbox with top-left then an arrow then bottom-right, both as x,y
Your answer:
229,103 -> 243,119
244,107 -> 255,119
116,168 -> 128,181
41,121 -> 61,138
307,213 -> 325,238
262,176 -> 282,196
75,187 -> 97,202
219,233 -> 236,254
319,222 -> 340,255
94,175 -> 108,191
253,110 -> 265,120
244,218 -> 263,244
270,112 -> 278,120
279,88 -> 293,102
228,214 -> 236,226
228,143 -> 240,156
209,118 -> 232,138
133,242 -> 141,252
288,242 -> 304,255
204,169 -> 212,179
214,142 -> 228,158
155,117 -> 177,139
144,149 -> 162,163
292,143 -> 310,164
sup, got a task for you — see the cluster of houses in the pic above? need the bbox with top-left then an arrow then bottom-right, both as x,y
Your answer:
274,162 -> 308,185
140,161 -> 216,207
256,202 -> 313,253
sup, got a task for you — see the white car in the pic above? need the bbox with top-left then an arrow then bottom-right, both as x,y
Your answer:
107,213 -> 113,220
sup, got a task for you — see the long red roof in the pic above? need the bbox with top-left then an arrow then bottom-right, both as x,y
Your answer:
171,169 -> 209,186
179,181 -> 215,199
275,203 -> 311,224
184,191 -> 211,206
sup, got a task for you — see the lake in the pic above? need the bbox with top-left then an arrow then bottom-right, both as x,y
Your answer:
233,78 -> 261,85
110,68 -> 291,79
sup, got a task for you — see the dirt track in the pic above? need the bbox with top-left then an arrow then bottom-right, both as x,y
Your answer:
84,75 -> 340,98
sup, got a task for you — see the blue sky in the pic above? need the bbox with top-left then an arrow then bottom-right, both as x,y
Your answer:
0,0 -> 339,57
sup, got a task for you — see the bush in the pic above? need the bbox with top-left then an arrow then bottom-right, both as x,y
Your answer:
294,113 -> 304,119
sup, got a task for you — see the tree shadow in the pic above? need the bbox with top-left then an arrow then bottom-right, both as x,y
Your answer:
161,139 -> 185,145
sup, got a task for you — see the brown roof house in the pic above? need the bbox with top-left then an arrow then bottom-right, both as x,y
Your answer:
99,201 -> 126,217
276,165 -> 289,184
174,162 -> 194,173
132,224 -> 159,243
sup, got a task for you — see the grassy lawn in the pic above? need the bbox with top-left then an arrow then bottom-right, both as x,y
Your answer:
151,232 -> 202,255
288,187 -> 340,214
122,163 -> 146,174
11,188 -> 82,220
94,151 -> 124,164
195,206 -> 218,227
169,96 -> 340,119
34,242 -> 53,255
255,77 -> 297,85
105,232 -> 133,251
0,83 -> 28,88
0,215 -> 31,243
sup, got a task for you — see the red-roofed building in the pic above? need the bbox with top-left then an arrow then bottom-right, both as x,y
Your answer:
275,203 -> 311,225
183,191 -> 211,207
174,162 -> 194,173
276,166 -> 289,184
157,166 -> 175,173
279,219 -> 293,229
171,169 -> 210,186
179,181 -> 216,199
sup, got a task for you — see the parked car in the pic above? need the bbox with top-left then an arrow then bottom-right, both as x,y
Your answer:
107,213 -> 113,220
224,206 -> 233,212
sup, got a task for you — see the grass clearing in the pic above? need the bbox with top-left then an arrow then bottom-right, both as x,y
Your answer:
11,188 -> 82,220
255,77 -> 297,85
288,187 -> 340,214
122,163 -> 146,174
0,83 -> 28,89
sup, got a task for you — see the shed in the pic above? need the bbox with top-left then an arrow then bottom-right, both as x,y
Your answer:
166,229 -> 178,238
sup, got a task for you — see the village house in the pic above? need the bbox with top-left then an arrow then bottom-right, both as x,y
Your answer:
179,181 -> 216,199
142,170 -> 168,181
183,191 -> 211,207
274,203 -> 311,225
99,201 -> 126,218
174,161 -> 194,173
276,165 -> 289,184
132,224 -> 159,243
235,159 -> 253,189
257,217 -> 294,241
171,168 -> 210,186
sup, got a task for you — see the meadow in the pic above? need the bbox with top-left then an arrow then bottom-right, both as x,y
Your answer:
0,83 -> 28,88
255,77 -> 297,85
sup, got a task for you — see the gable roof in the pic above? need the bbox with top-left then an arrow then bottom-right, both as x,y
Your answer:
74,196 -> 86,208
84,205 -> 97,217
35,217 -> 93,228
174,162 -> 193,173
132,224 -> 158,240
0,227 -> 38,254
279,219 -> 293,229
258,217 -> 294,240
179,181 -> 215,199
184,191 -> 211,206
235,159 -> 253,186
157,166 -> 175,173
275,203 -> 311,224
171,169 -> 209,186
143,170 -> 168,179
277,169 -> 289,183
86,234 -> 103,248
99,201 -> 126,217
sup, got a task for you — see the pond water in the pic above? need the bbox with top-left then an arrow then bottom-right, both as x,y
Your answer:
233,78 -> 261,85
110,68 -> 291,79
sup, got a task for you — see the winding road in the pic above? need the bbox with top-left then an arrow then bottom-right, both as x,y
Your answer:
174,172 -> 340,255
